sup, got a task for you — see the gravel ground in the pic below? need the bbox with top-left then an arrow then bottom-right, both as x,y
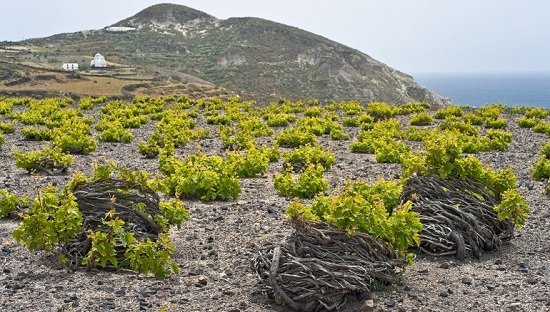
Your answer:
0,106 -> 548,312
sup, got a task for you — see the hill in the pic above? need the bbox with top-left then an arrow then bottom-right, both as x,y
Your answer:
0,3 -> 447,105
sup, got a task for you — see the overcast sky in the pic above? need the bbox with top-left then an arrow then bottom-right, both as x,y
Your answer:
1,0 -> 549,74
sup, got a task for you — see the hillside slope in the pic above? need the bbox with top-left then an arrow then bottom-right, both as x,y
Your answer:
2,3 -> 447,105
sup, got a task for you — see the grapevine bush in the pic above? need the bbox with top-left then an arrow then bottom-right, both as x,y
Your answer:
12,147 -> 74,174
0,189 -> 28,218
12,163 -> 188,277
274,164 -> 328,199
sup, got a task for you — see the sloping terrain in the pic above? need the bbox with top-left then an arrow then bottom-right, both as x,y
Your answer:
1,3 -> 447,105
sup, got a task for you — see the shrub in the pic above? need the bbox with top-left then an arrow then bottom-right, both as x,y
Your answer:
274,164 -> 328,199
540,141 -> 550,159
493,189 -> 529,229
518,117 -> 539,128
409,112 -> 432,126
0,189 -> 28,218
283,144 -> 336,171
366,102 -> 398,120
264,113 -> 296,127
138,139 -> 160,158
484,118 -> 507,129
0,122 -> 16,134
52,122 -> 97,155
237,117 -> 273,137
304,107 -> 323,117
98,122 -> 134,143
226,148 -> 270,178
374,139 -> 411,164
12,147 -> 74,174
439,117 -> 479,136
329,125 -> 350,140
434,106 -> 463,119
285,180 -> 421,256
483,129 -> 513,151
159,152 -> 241,201
524,107 -> 549,119
22,127 -> 52,141
532,157 -> 550,181
276,127 -> 317,148
463,113 -> 484,126
532,121 -> 550,136
399,102 -> 429,115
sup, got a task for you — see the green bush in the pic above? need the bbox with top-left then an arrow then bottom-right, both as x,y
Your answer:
366,102 -> 398,120
285,179 -> 421,257
283,144 -> 336,171
159,152 -> 241,201
276,127 -> 317,147
524,107 -> 549,119
494,189 -> 529,229
12,147 -> 74,174
532,121 -> 550,136
51,121 -> 97,155
0,189 -> 28,218
22,127 -> 52,141
226,148 -> 270,178
532,157 -> 550,181
409,112 -> 432,126
274,164 -> 328,199
374,139 -> 411,164
484,118 -> 507,129
98,122 -> 133,143
0,122 -> 16,134
434,106 -> 463,119
518,117 -> 539,128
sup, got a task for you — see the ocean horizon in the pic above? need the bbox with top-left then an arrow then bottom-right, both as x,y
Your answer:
413,72 -> 550,108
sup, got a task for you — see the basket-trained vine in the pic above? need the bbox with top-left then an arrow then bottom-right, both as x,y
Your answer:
256,177 -> 421,311
399,131 -> 529,259
12,163 -> 188,277
254,221 -> 405,312
401,175 -> 515,259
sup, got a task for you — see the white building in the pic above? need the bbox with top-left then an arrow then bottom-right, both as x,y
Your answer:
90,53 -> 107,68
61,63 -> 79,71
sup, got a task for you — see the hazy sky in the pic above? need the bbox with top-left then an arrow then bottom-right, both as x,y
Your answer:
1,0 -> 549,73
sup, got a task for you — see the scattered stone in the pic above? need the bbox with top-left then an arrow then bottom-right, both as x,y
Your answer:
439,262 -> 450,269
461,277 -> 473,285
518,261 -> 529,272
361,299 -> 375,312
223,289 -> 235,296
197,277 -> 208,287
526,277 -> 538,285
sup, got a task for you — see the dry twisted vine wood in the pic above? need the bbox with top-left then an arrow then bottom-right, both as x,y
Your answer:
255,221 -> 404,312
402,175 -> 513,259
61,179 -> 165,267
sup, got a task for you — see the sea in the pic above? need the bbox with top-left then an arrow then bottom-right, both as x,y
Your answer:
413,72 -> 550,109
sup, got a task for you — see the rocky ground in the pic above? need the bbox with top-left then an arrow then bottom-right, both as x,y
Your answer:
0,106 -> 548,312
